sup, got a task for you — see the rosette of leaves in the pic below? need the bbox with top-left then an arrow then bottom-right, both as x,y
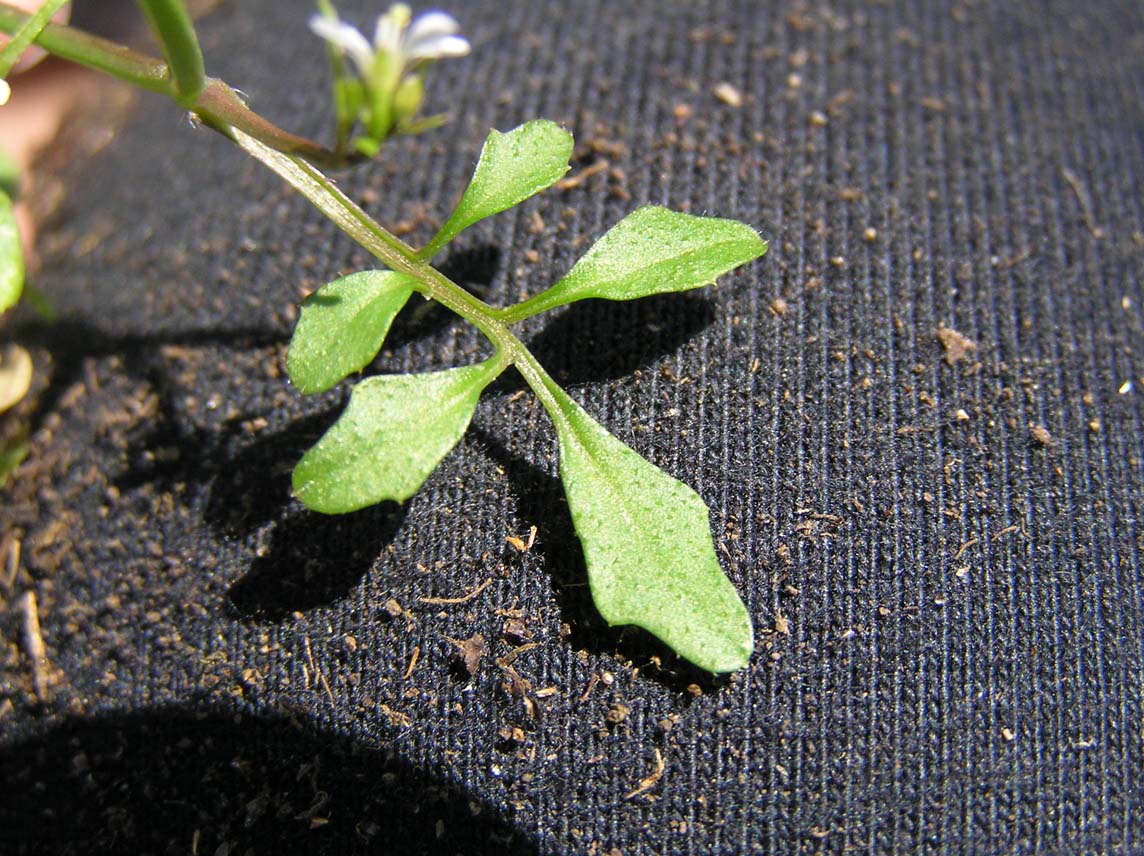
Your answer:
242,120 -> 767,673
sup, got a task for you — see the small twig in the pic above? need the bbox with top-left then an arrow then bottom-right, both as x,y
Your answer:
0,533 -> 19,593
556,159 -> 609,190
1061,167 -> 1106,239
625,748 -> 665,799
402,644 -> 420,679
17,590 -> 48,701
952,537 -> 979,560
497,641 -> 542,666
316,669 -> 336,706
991,524 -> 1020,542
419,577 -> 492,605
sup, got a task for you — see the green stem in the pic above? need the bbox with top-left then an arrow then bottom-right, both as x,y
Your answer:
0,3 -> 172,93
0,3 -> 575,428
229,128 -> 573,425
135,0 -> 205,107
0,3 -> 353,168
0,0 -> 68,77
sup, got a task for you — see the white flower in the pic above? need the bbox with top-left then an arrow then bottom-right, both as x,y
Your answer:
309,4 -> 469,77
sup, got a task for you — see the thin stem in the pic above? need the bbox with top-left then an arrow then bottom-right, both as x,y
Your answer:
135,0 -> 205,107
496,290 -> 563,324
0,3 -> 354,168
0,3 -> 172,93
230,128 -> 573,428
0,0 -> 68,77
231,128 -> 505,339
0,3 -> 575,430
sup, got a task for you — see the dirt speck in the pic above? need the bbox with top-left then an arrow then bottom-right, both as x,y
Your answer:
606,703 -> 631,725
773,612 -> 791,636
713,82 -> 743,107
449,634 -> 485,677
1029,424 -> 1053,447
935,325 -> 977,365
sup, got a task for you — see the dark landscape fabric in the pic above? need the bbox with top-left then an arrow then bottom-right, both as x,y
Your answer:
2,1 -> 1143,853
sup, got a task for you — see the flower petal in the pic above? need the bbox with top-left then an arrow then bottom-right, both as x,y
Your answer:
373,4 -> 411,53
405,34 -> 470,60
404,11 -> 461,50
309,15 -> 374,73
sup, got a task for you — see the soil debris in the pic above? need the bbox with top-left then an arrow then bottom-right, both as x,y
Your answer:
505,525 -> 537,553
625,748 -> 665,799
0,344 -> 33,413
402,644 -> 421,679
18,590 -> 50,701
0,532 -> 19,592
419,577 -> 492,605
555,160 -> 609,191
1029,424 -> 1053,448
498,661 -> 540,722
502,617 -> 531,644
935,325 -> 977,365
1061,167 -> 1106,239
447,635 -> 485,677
606,703 -> 631,725
773,611 -> 791,636
712,82 -> 743,107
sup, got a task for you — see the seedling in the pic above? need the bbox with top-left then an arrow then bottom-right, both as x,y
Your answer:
0,1 -> 767,672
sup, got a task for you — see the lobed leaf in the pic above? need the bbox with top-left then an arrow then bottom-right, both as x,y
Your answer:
550,387 -> 754,673
0,190 -> 23,313
419,120 -> 573,259
293,359 -> 502,513
501,206 -> 767,321
287,270 -> 414,394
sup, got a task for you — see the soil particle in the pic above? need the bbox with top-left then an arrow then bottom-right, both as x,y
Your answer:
1029,424 -> 1053,448
935,325 -> 978,365
448,634 -> 486,678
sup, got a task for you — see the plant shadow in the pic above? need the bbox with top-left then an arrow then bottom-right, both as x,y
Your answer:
226,503 -> 407,621
14,267 -> 724,674
493,291 -> 716,394
191,409 -> 410,621
0,704 -> 537,856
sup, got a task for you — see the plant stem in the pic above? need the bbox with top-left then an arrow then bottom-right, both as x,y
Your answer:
135,0 -> 205,107
0,2 -> 352,168
229,129 -> 572,423
0,0 -> 68,77
0,3 -> 574,426
0,3 -> 171,93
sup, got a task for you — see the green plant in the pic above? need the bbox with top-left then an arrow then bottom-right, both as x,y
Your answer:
0,1 -> 767,673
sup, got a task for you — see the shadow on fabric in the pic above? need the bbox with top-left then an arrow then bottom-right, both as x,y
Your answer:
0,705 -> 537,856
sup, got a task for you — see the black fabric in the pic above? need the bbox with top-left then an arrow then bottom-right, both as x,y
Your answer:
3,1 -> 1143,853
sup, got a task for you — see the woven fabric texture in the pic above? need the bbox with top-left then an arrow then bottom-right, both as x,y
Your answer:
2,1 -> 1142,853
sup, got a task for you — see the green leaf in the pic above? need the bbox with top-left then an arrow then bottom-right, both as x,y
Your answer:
419,120 -> 573,259
287,270 -> 415,394
0,189 -> 24,313
501,206 -> 768,322
550,387 -> 754,673
293,359 -> 502,513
